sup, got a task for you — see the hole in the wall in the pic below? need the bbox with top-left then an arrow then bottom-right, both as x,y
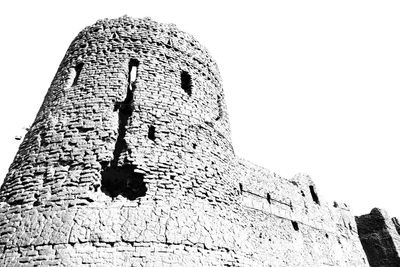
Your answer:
309,185 -> 320,205
239,183 -> 243,194
181,70 -> 192,96
72,63 -> 84,86
325,233 -> 329,238
192,143 -> 197,149
267,193 -> 271,204
39,132 -> 48,147
301,190 -> 305,197
101,165 -> 147,200
292,221 -> 299,231
333,201 -> 338,208
148,125 -> 156,141
33,193 -> 41,207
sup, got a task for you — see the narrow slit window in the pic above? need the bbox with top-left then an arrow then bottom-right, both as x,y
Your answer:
267,193 -> 271,204
292,221 -> 299,231
215,94 -> 223,120
181,71 -> 192,96
148,125 -> 156,141
72,63 -> 84,86
129,59 -> 139,83
239,183 -> 243,194
309,185 -> 320,205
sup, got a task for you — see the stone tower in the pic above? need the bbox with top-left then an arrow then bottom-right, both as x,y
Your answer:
0,16 -> 370,266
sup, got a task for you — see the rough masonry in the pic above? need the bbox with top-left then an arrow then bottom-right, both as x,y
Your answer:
0,16 -> 391,266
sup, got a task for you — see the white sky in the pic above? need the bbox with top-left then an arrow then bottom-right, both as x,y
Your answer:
0,1 -> 399,218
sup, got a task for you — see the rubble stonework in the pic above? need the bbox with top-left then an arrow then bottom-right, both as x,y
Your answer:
356,208 -> 400,267
0,16 -> 372,266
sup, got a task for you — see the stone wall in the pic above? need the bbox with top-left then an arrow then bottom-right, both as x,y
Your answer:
236,159 -> 368,266
356,208 -> 400,267
0,16 -> 370,266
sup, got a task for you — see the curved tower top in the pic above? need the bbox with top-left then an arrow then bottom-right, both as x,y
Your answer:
0,16 -> 236,207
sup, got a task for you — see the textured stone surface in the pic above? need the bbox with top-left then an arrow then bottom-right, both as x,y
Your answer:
356,208 -> 400,267
0,16 -> 369,266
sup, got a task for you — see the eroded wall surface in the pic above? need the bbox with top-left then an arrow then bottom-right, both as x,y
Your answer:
0,16 -> 368,266
236,159 -> 368,266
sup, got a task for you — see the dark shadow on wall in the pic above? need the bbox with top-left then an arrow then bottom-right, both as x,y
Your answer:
356,208 -> 400,267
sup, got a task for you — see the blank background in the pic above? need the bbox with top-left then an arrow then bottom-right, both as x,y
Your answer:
0,0 -> 399,218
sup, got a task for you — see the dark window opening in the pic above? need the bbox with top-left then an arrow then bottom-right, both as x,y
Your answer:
181,71 -> 192,96
292,221 -> 299,231
72,63 -> 84,86
309,185 -> 320,205
239,183 -> 243,194
148,125 -> 156,141
192,143 -> 197,149
325,233 -> 329,238
301,190 -> 305,197
333,201 -> 338,208
101,59 -> 147,200
267,193 -> 271,204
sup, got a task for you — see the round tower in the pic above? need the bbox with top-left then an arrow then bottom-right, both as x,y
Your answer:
0,17 -> 246,266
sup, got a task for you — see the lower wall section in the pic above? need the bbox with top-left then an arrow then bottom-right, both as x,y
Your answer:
1,242 -> 247,267
0,196 -> 369,267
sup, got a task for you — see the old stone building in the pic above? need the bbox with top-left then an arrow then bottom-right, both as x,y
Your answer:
0,16 -> 396,266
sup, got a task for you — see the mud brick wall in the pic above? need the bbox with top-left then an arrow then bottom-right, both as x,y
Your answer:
0,16 -> 370,266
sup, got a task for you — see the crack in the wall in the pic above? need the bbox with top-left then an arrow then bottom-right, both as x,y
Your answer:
100,59 -> 147,200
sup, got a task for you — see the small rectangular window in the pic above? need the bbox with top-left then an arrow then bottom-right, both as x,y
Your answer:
72,63 -> 84,86
309,185 -> 320,205
181,71 -> 192,96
